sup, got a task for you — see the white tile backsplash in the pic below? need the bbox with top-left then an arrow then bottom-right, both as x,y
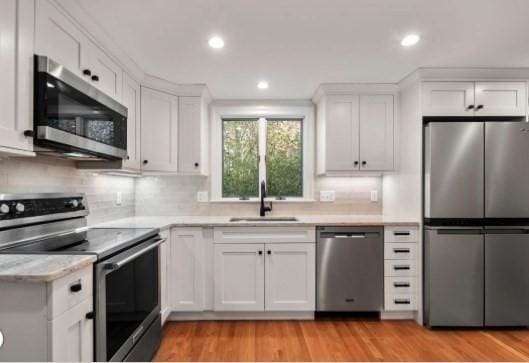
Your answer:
0,156 -> 135,225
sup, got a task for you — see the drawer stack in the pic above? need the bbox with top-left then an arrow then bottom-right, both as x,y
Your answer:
384,225 -> 419,311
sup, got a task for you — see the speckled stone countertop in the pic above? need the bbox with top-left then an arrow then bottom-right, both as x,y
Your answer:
95,215 -> 420,230
0,254 -> 96,283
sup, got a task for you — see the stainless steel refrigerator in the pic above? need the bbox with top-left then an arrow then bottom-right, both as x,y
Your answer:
423,119 -> 529,327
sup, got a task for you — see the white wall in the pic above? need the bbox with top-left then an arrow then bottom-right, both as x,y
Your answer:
0,156 -> 135,225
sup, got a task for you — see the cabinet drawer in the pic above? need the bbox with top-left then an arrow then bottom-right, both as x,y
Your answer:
384,226 -> 418,243
385,277 -> 416,295
385,294 -> 417,311
47,265 -> 93,320
214,227 -> 315,244
384,260 -> 416,277
384,243 -> 417,260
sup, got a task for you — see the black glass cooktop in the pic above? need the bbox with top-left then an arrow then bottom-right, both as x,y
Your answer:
4,227 -> 159,260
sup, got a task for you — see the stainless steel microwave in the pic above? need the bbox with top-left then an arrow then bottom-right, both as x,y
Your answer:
32,55 -> 128,160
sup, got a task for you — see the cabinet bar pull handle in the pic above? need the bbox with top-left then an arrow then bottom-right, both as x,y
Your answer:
394,299 -> 411,304
70,282 -> 82,293
394,265 -> 410,270
393,248 -> 410,253
394,231 -> 410,236
393,282 -> 411,288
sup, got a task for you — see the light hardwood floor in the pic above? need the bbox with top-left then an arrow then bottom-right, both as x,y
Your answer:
154,319 -> 529,361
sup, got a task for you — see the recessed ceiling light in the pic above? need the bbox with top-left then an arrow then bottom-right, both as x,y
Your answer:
208,36 -> 224,49
257,81 -> 269,90
401,34 -> 420,47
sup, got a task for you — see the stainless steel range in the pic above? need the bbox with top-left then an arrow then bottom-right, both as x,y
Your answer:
0,193 -> 163,362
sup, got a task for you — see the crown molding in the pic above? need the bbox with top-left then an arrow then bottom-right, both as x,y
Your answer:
312,83 -> 399,103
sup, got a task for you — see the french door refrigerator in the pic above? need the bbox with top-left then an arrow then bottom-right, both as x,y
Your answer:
424,118 -> 529,327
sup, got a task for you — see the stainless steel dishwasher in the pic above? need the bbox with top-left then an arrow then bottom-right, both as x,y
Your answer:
316,226 -> 383,311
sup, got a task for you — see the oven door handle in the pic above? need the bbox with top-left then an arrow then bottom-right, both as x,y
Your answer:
103,238 -> 165,271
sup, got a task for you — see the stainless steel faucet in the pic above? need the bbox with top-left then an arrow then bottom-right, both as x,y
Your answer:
260,180 -> 272,217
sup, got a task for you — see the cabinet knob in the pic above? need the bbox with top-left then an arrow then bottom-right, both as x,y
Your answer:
361,161 -> 367,166
91,75 -> 99,82
354,161 -> 359,166
466,105 -> 475,111
126,155 -> 130,160
85,311 -> 95,320
23,130 -> 34,137
258,250 -> 263,255
70,282 -> 82,293
267,250 -> 271,255
194,162 -> 199,168
475,104 -> 484,110
82,69 -> 92,76
143,160 -> 148,165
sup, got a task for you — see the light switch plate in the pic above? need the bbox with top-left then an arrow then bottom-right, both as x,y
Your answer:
320,190 -> 335,202
370,190 -> 378,202
197,191 -> 209,203
116,191 -> 123,206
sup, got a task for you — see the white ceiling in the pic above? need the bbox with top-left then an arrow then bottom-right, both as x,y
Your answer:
75,0 -> 529,99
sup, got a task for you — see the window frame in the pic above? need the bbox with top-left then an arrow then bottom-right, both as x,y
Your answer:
210,101 -> 315,202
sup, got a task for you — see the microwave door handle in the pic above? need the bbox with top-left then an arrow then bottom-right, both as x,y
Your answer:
104,238 -> 165,271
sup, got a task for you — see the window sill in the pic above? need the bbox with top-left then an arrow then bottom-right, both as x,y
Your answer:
209,198 -> 316,203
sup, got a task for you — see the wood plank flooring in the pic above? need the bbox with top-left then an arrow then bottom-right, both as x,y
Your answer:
154,319 -> 529,361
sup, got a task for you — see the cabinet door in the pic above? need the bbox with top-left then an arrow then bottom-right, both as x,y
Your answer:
475,81 -> 527,116
359,95 -> 394,170
178,97 -> 202,174
140,87 -> 179,171
265,243 -> 315,311
422,82 -> 475,116
89,46 -> 123,101
122,73 -> 141,169
35,0 -> 91,78
48,298 -> 93,362
325,95 -> 360,171
214,244 -> 265,311
170,228 -> 205,311
159,230 -> 170,323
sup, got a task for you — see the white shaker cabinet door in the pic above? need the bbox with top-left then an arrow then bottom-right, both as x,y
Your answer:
422,82 -> 475,116
122,73 -> 141,170
140,87 -> 179,171
170,228 -> 205,311
214,244 -> 265,311
178,97 -> 202,174
89,46 -> 123,101
359,95 -> 394,171
474,81 -> 527,117
48,298 -> 93,362
325,95 -> 360,171
265,243 -> 315,311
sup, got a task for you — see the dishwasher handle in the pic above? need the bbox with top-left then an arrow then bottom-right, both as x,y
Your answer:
319,232 -> 381,239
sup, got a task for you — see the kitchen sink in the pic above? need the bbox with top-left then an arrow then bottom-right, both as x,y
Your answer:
229,217 -> 299,222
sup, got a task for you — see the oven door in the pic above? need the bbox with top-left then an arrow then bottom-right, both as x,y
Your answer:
95,236 -> 163,362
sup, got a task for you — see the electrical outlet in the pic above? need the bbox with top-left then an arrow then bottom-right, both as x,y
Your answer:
320,190 -> 335,202
197,191 -> 209,203
370,190 -> 378,202
116,191 -> 123,205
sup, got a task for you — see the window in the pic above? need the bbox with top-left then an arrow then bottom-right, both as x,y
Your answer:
221,117 -> 303,199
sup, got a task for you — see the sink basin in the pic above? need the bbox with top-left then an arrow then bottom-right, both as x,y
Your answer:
229,217 -> 298,222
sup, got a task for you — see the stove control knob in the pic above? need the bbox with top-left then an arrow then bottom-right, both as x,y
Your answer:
15,203 -> 25,213
0,204 -> 9,214
67,199 -> 80,208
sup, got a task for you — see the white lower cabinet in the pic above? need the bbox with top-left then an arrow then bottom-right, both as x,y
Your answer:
170,228 -> 205,311
214,243 -> 265,311
213,242 -> 316,312
48,298 -> 93,362
265,243 -> 315,311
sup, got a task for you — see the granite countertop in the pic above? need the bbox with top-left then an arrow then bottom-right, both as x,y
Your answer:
0,254 -> 96,283
94,215 -> 420,230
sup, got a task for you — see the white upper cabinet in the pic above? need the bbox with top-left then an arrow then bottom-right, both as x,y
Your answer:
474,81 -> 527,116
122,73 -> 141,170
214,243 -> 265,311
140,87 -> 179,172
325,96 -> 360,172
265,243 -> 315,311
35,0 -> 122,101
423,81 -> 527,117
0,0 -> 34,155
422,82 -> 475,116
359,95 -> 394,171
316,87 -> 395,174
178,97 -> 207,174
170,228 -> 205,312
